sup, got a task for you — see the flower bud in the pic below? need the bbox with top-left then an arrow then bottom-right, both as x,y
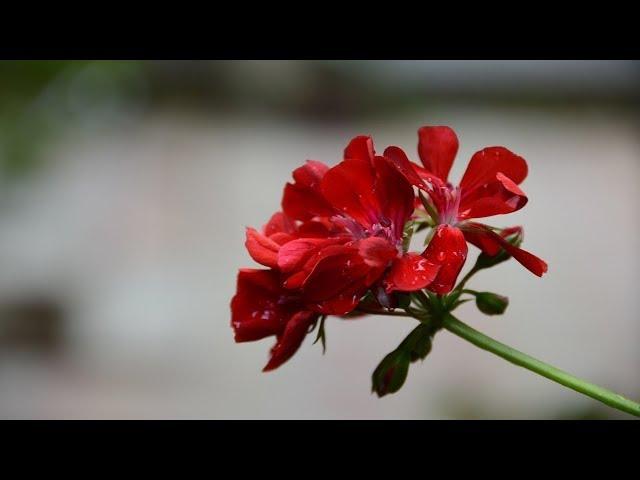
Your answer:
475,292 -> 509,316
371,350 -> 410,397
404,323 -> 434,362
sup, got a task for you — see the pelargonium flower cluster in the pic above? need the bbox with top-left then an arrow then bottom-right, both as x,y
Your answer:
231,126 -> 547,377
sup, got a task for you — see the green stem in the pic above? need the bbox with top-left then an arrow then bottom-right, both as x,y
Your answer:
442,314 -> 640,417
419,191 -> 440,224
454,266 -> 479,293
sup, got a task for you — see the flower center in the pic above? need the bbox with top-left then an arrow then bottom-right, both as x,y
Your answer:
333,214 -> 400,247
437,185 -> 461,226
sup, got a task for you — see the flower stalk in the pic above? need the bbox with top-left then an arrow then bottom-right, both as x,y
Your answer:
232,124 -> 636,418
364,283 -> 640,417
441,314 -> 640,417
365,299 -> 640,417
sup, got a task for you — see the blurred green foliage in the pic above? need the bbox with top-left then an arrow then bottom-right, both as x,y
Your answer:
0,61 -> 146,178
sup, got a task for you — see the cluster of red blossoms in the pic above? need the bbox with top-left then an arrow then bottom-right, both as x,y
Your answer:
231,126 -> 547,372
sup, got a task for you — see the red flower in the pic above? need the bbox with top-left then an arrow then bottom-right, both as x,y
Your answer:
276,136 -> 440,314
233,126 -> 547,372
385,126 -> 547,293
231,268 -> 318,371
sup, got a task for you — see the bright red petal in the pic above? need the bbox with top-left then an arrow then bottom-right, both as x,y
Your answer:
277,237 -> 345,273
458,172 -> 528,220
462,227 -> 502,256
282,243 -> 351,290
463,223 -> 547,277
422,225 -> 468,294
277,238 -> 324,273
498,238 -> 547,277
301,248 -> 371,315
320,157 -> 380,229
282,184 -> 331,221
312,287 -> 367,316
384,146 -> 431,190
230,269 -> 290,342
263,212 -> 296,237
269,232 -> 296,246
463,225 -> 524,257
292,159 -> 329,187
245,227 -> 280,268
296,219 -> 333,238
384,253 -> 440,293
263,310 -> 317,372
417,126 -> 459,182
282,161 -> 333,221
344,135 -> 375,162
383,146 -> 448,214
372,155 -> 415,240
358,236 -> 398,268
460,146 -> 528,195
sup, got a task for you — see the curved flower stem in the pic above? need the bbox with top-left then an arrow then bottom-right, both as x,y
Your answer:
442,314 -> 640,417
453,266 -> 480,293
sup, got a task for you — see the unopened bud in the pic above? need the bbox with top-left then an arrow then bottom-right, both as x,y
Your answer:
475,292 -> 509,316
372,350 -> 410,397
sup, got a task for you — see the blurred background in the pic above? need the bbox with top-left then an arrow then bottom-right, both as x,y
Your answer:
0,60 -> 638,419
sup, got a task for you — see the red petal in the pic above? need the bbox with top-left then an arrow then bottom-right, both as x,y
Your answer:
312,287 -> 367,316
344,135 -> 375,162
292,160 -> 329,188
282,183 -> 332,221
296,219 -> 333,238
278,238 -> 323,273
324,146 -> 421,238
320,157 -> 380,229
245,227 -> 280,268
463,228 -> 500,256
383,146 -> 430,190
263,212 -> 296,237
383,146 -> 448,214
282,161 -> 333,221
421,225 -> 468,294
460,146 -> 528,195
372,155 -> 415,239
282,243 -> 352,290
269,232 -> 296,246
384,253 -> 440,293
463,225 -> 523,256
230,269 -> 291,342
358,236 -> 398,268
301,248 -> 371,315
282,184 -> 333,222
277,237 -> 343,273
463,223 -> 547,277
458,172 -> 528,220
417,126 -> 459,182
263,310 -> 317,371
498,239 -> 547,277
